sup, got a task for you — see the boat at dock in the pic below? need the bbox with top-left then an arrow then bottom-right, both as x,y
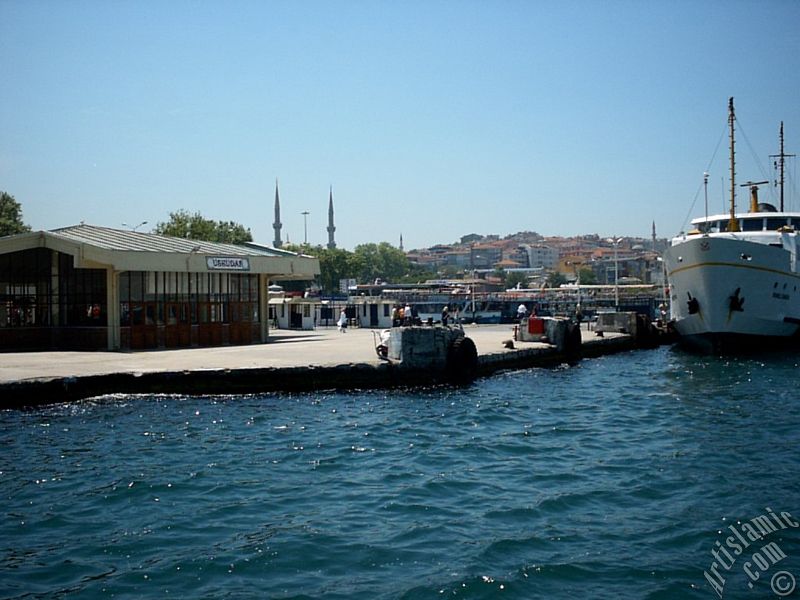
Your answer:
372,288 -> 657,325
664,98 -> 798,352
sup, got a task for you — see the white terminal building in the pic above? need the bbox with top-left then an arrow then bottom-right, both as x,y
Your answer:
0,224 -> 319,351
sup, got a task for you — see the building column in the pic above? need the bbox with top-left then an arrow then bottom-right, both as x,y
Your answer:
106,268 -> 120,350
259,273 -> 270,342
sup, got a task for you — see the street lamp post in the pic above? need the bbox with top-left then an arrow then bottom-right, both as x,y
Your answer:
566,260 -> 583,320
606,237 -> 623,311
301,211 -> 310,245
123,221 -> 148,232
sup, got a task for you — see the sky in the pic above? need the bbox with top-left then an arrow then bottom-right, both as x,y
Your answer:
2,0 -> 799,251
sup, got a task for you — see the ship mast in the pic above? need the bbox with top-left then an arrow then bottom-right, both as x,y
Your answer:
728,97 -> 739,232
770,122 -> 795,212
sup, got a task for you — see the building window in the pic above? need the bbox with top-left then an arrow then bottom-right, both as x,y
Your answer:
0,248 -> 106,329
118,271 -> 259,329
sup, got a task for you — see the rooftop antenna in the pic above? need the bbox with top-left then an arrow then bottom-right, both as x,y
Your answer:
770,121 -> 795,212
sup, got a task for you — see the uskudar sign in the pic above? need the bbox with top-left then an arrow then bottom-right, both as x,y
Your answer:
206,257 -> 250,271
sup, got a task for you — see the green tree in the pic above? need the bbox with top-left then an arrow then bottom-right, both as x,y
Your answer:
399,263 -> 436,284
282,244 -> 361,294
283,241 -> 415,291
578,267 -> 597,285
154,210 -> 252,244
505,271 -> 529,289
353,242 -> 410,283
547,271 -> 567,288
438,265 -> 463,278
0,192 -> 31,236
315,247 -> 358,293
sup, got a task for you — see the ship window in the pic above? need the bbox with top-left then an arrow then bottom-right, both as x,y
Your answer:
742,218 -> 763,231
792,219 -> 800,229
767,217 -> 789,230
717,221 -> 728,232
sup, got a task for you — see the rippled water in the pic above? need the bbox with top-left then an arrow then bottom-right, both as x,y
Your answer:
2,347 -> 799,599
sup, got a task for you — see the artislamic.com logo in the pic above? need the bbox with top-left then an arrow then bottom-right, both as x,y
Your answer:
704,507 -> 798,598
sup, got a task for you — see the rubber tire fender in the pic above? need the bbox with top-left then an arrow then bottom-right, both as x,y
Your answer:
564,322 -> 582,358
446,336 -> 478,383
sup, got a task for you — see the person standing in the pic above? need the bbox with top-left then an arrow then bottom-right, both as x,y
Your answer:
517,303 -> 528,321
441,305 -> 449,326
337,308 -> 348,333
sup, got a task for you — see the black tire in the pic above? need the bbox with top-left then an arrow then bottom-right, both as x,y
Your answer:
564,322 -> 582,358
446,336 -> 478,383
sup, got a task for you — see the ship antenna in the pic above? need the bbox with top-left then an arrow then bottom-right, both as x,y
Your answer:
770,121 -> 795,212
703,171 -> 709,232
728,97 -> 739,232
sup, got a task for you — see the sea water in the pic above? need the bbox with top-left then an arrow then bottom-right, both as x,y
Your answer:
2,346 -> 799,599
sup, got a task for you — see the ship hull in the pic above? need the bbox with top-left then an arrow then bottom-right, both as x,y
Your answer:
664,235 -> 800,352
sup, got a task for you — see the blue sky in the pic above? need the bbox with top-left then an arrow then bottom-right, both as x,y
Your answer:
2,0 -> 799,250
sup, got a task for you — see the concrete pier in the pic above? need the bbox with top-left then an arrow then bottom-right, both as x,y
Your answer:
0,324 -> 644,408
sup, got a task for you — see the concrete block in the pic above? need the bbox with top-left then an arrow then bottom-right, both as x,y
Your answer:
387,325 -> 465,369
595,312 -> 638,335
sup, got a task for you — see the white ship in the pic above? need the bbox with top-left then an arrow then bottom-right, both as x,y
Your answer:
664,98 -> 797,352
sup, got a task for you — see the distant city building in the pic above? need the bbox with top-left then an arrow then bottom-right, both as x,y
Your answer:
460,233 -> 482,245
524,244 -> 559,269
506,245 -> 530,268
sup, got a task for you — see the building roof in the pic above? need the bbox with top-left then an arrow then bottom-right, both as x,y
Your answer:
49,224 -> 289,256
0,224 -> 320,278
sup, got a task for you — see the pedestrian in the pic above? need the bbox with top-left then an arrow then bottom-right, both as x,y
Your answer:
404,304 -> 413,326
441,305 -> 449,326
391,305 -> 399,327
517,303 -> 528,321
337,309 -> 348,333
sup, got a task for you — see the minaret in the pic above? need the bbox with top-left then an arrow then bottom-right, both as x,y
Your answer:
399,234 -> 404,252
651,221 -> 656,252
273,180 -> 282,248
327,186 -> 336,249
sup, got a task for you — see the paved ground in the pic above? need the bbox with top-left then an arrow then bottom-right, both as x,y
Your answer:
1,324 -> 554,383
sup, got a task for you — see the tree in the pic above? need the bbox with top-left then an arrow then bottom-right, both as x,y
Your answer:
352,242 -> 410,283
313,247 -> 359,293
0,192 -> 31,237
547,271 -> 567,288
282,244 -> 361,294
154,210 -> 252,244
281,241 -> 418,292
578,267 -> 597,285
505,271 -> 529,290
438,265 -> 463,278
399,263 -> 436,284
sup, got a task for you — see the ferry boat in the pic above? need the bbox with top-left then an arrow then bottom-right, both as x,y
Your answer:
458,299 -> 504,324
664,98 -> 798,352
